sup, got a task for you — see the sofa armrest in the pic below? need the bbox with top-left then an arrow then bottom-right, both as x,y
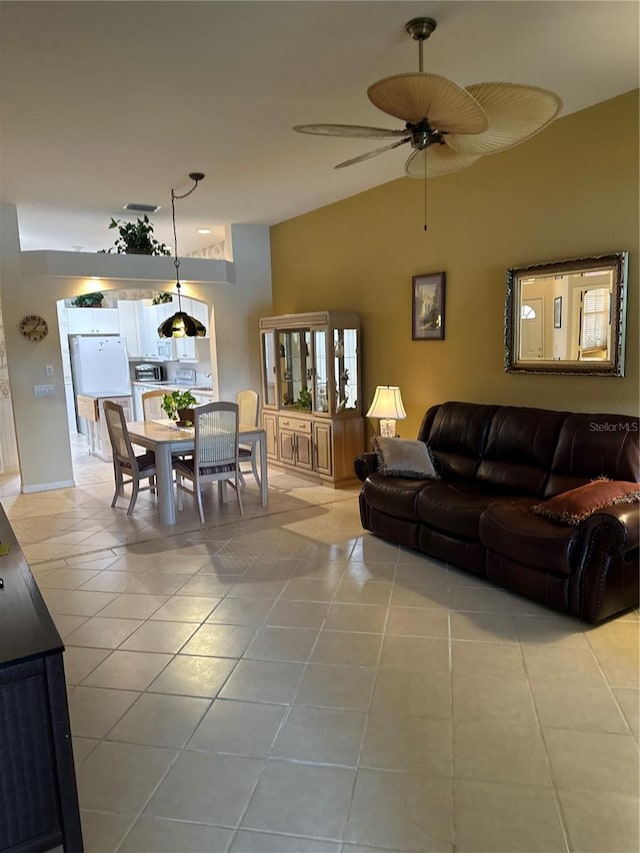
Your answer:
579,503 -> 640,551
354,452 -> 378,482
571,503 -> 640,622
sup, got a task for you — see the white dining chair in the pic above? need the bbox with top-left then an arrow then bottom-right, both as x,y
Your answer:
236,389 -> 260,488
141,389 -> 166,421
103,401 -> 159,516
175,401 -> 243,522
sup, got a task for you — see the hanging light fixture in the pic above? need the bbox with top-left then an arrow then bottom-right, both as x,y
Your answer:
158,171 -> 207,339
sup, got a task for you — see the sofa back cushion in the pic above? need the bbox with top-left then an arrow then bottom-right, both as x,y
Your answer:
545,412 -> 640,498
475,406 -> 568,496
418,402 -> 498,481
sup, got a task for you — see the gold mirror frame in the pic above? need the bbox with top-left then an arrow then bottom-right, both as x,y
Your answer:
504,251 -> 628,376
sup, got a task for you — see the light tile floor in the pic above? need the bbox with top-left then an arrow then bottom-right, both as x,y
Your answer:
1,437 -> 638,853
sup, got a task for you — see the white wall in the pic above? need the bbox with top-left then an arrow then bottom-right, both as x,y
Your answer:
0,205 -> 272,491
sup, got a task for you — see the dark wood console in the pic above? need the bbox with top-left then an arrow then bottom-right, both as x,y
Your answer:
0,504 -> 83,852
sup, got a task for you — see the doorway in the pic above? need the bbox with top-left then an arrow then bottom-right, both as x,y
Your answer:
57,289 -> 217,485
519,297 -> 544,360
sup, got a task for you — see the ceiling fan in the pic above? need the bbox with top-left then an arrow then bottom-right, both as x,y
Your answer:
293,17 -> 562,180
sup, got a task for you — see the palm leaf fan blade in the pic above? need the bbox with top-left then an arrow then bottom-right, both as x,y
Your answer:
444,82 -> 563,155
405,147 -> 482,179
368,73 -> 488,133
293,124 -> 408,139
335,137 -> 410,169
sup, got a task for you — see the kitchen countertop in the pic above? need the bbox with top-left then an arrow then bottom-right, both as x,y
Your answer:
76,390 -> 133,399
131,382 -> 214,392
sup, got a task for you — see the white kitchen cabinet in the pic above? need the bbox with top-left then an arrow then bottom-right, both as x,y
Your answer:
66,307 -> 120,335
117,301 -> 141,357
138,301 -> 178,358
136,301 -> 158,358
193,299 -> 208,331
174,336 -> 197,361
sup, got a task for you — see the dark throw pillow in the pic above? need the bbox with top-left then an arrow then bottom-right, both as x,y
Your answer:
531,480 -> 640,526
373,437 -> 440,480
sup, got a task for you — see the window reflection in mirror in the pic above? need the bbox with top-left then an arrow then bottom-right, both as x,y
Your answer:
505,252 -> 628,376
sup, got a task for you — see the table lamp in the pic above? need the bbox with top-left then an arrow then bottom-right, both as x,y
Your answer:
366,385 -> 407,438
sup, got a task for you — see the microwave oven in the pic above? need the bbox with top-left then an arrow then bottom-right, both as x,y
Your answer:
134,364 -> 165,382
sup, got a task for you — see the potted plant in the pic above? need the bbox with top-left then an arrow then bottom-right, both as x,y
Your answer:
295,388 -> 312,410
162,390 -> 198,426
152,292 -> 173,305
102,215 -> 170,255
71,292 -> 104,308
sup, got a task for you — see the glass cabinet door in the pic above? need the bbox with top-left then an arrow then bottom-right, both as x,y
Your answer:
278,329 -> 311,409
333,327 -> 359,412
261,331 -> 276,407
312,329 -> 329,413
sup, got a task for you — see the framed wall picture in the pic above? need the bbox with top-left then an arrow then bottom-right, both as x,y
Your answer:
412,272 -> 445,340
554,295 -> 562,329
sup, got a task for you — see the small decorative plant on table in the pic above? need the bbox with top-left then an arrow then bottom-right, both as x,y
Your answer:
162,390 -> 198,427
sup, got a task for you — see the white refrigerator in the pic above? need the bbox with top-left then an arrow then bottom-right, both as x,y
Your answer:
70,336 -> 131,437
70,336 -> 131,394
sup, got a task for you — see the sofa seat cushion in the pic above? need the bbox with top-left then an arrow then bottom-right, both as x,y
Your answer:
363,474 -> 435,521
480,501 -> 580,576
416,481 -> 532,540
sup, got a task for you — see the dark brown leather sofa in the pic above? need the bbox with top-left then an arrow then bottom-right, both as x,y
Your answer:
355,401 -> 639,623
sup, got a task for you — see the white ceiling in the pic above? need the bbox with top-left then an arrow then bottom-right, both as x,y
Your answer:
1,1 -> 638,255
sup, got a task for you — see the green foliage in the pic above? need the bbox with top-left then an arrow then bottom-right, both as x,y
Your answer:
295,388 -> 312,410
102,215 -> 170,255
152,292 -> 173,305
71,292 -> 104,307
162,390 -> 198,421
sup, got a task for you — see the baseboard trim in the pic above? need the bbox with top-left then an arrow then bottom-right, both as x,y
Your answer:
22,480 -> 76,494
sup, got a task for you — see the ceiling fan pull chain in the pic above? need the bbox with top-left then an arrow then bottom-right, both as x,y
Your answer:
424,156 -> 428,231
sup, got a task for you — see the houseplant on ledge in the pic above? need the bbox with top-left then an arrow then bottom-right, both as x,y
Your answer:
162,390 -> 198,427
102,215 -> 170,255
71,292 -> 104,308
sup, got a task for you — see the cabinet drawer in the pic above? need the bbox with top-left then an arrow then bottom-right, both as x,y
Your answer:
278,416 -> 311,433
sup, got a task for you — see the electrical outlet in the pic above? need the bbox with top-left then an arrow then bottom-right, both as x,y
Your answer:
34,384 -> 55,397
45,365 -> 54,376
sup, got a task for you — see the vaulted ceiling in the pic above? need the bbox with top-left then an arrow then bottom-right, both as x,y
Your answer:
1,1 -> 638,254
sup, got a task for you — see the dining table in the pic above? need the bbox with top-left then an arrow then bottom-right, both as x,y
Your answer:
126,419 -> 268,525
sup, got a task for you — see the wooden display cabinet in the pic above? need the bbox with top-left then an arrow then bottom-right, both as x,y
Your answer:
260,311 -> 363,486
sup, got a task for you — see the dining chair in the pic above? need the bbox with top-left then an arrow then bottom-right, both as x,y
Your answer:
236,389 -> 260,488
175,401 -> 243,523
103,401 -> 158,516
141,388 -> 166,421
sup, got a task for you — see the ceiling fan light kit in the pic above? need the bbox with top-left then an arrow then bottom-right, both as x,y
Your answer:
293,17 -> 562,184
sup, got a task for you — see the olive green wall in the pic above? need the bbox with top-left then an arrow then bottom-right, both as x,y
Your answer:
270,91 -> 639,438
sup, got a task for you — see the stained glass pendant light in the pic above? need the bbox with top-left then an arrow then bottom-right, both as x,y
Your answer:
158,172 -> 207,339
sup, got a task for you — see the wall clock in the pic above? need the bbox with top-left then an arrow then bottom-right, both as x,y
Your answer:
20,315 -> 49,341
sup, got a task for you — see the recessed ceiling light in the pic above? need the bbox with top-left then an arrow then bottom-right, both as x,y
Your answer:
123,203 -> 161,213
197,228 -> 212,235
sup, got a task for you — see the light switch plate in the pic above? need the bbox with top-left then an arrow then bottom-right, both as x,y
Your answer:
34,384 -> 55,397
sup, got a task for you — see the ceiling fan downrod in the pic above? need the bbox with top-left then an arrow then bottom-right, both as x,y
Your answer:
405,17 -> 437,72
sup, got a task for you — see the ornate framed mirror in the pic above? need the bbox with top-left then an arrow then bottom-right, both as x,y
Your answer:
505,251 -> 629,376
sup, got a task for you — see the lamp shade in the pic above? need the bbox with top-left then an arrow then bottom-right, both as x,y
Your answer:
366,386 -> 407,420
158,311 -> 206,339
